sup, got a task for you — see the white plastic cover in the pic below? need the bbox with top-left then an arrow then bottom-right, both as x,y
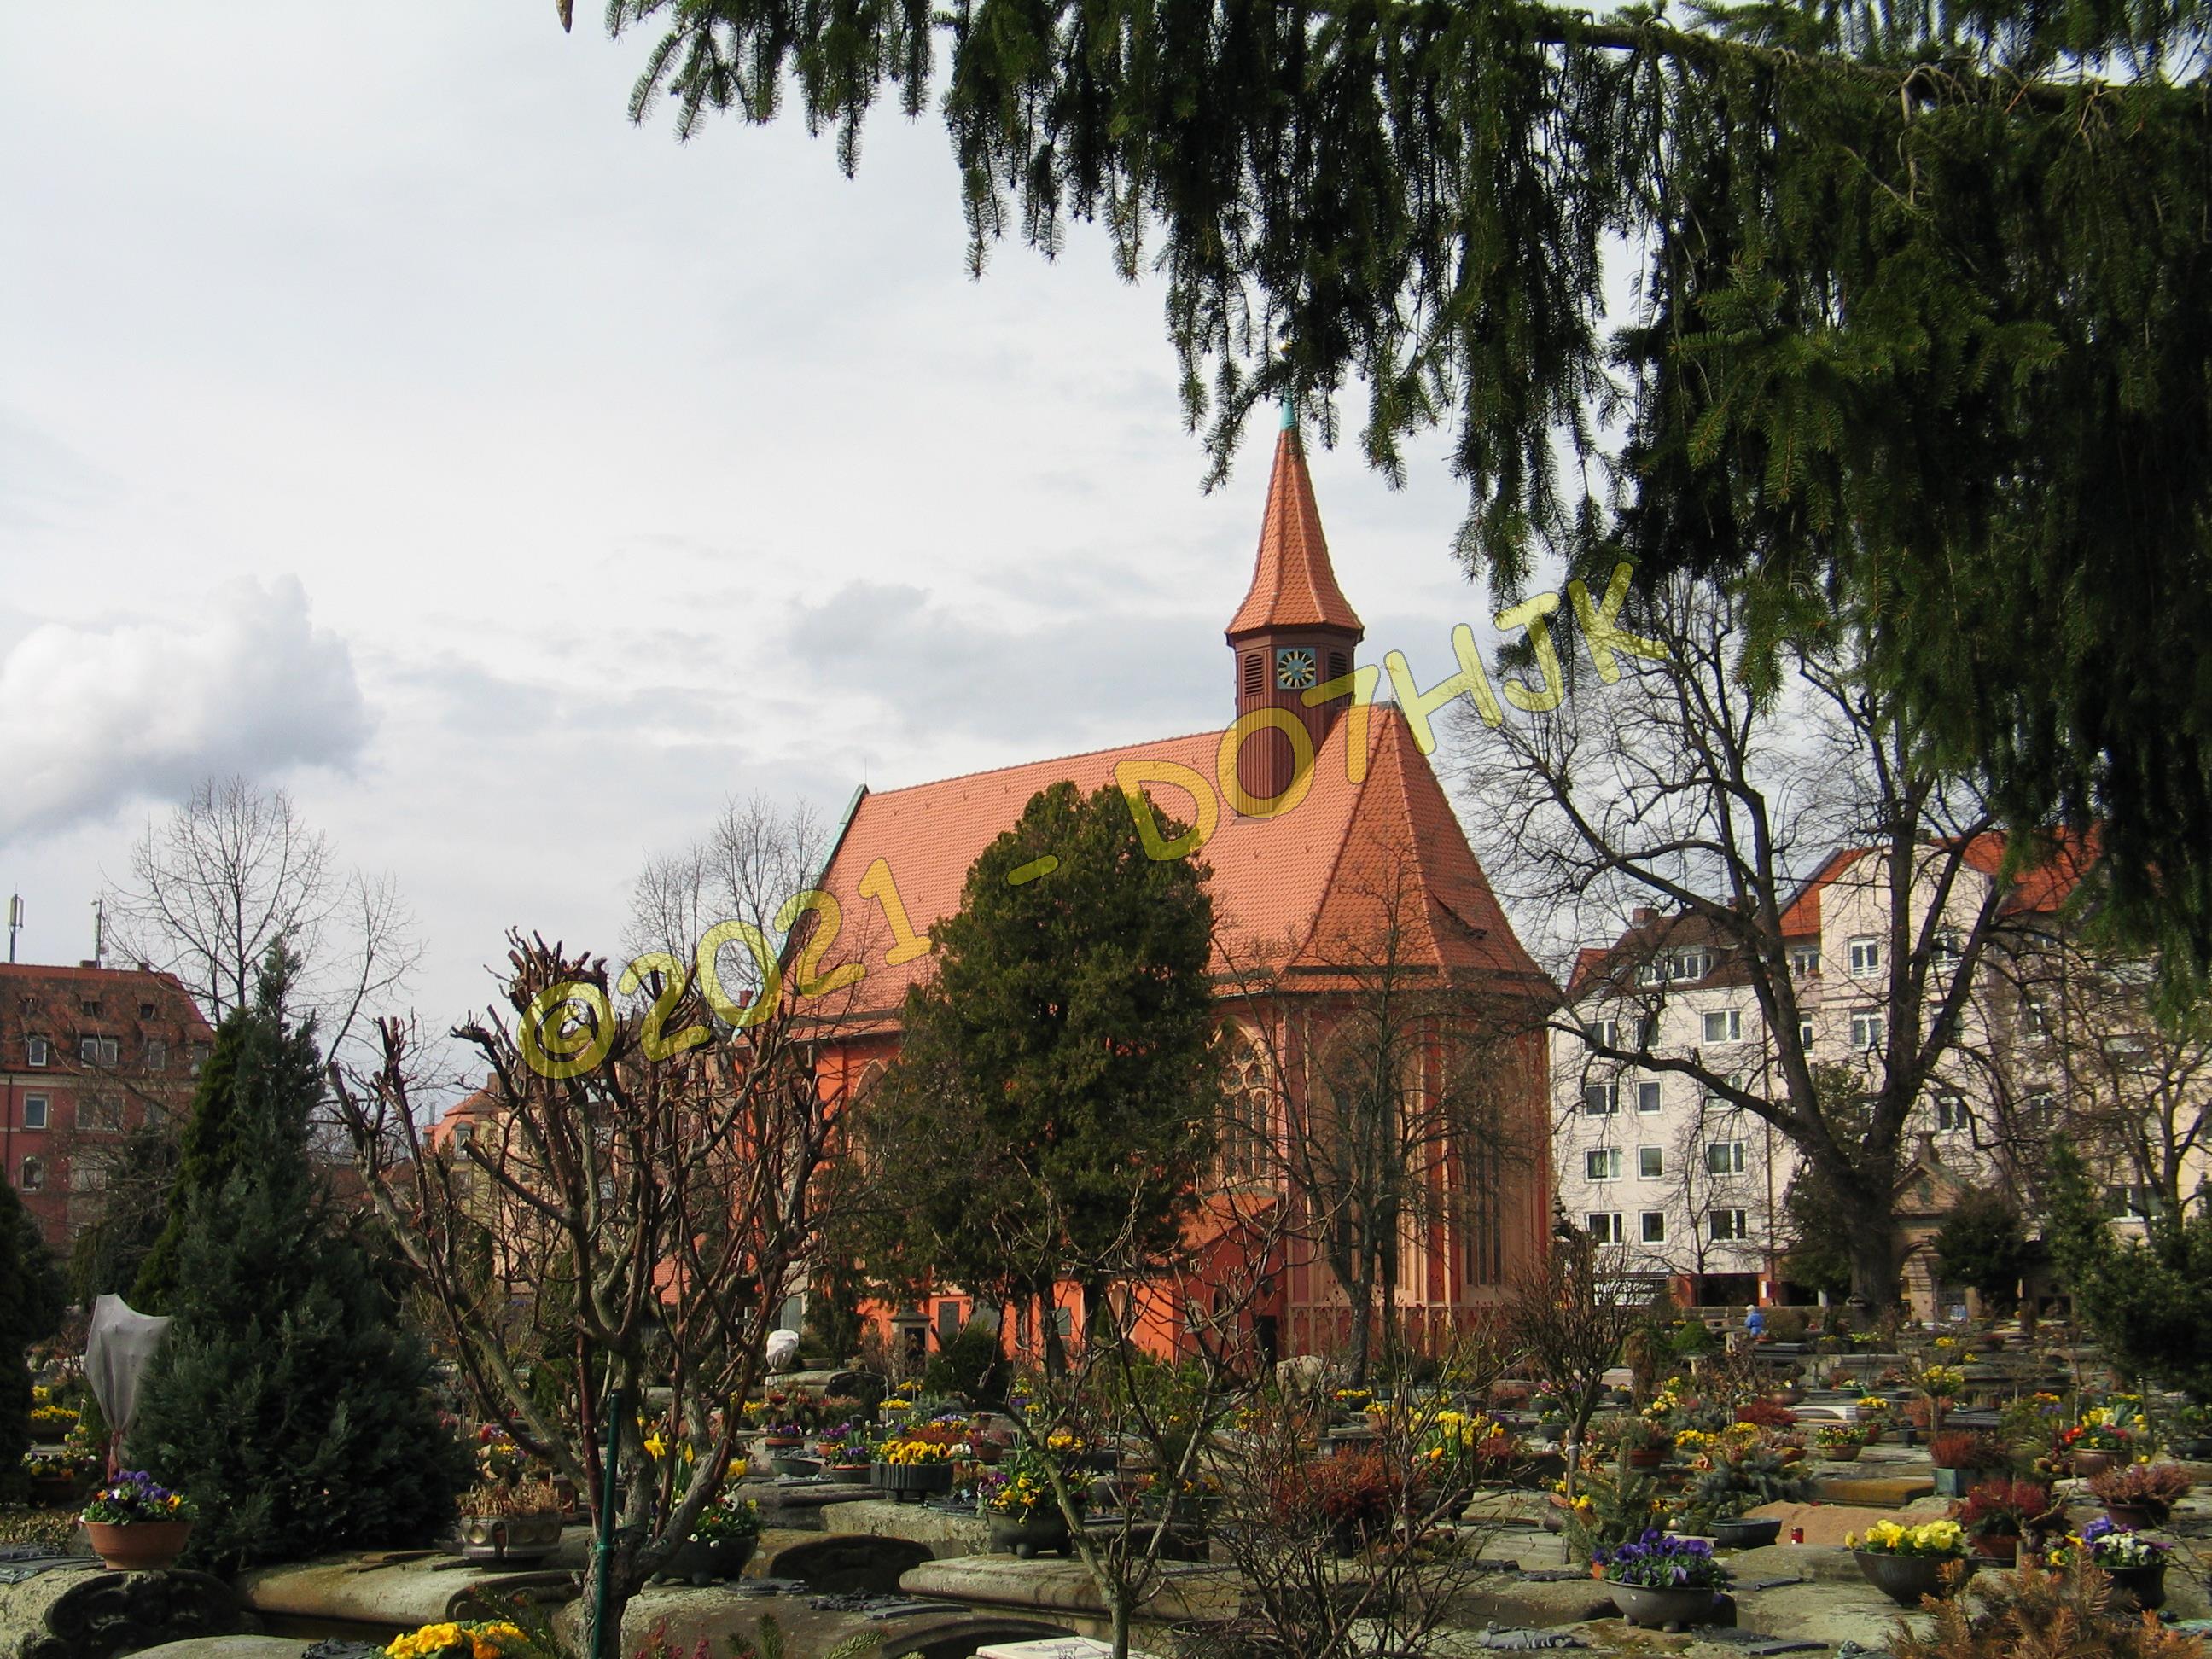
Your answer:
86,1293 -> 172,1441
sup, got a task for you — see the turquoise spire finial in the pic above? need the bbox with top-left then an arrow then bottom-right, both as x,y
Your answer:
1279,392 -> 1297,432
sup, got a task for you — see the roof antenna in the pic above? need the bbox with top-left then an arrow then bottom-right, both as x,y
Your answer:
90,896 -> 104,968
6,894 -> 20,963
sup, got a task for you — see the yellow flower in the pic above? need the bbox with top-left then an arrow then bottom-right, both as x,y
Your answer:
643,1433 -> 667,1459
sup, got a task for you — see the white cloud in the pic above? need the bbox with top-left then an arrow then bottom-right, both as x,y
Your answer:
0,576 -> 370,839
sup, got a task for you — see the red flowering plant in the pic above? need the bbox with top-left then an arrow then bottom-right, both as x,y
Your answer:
1930,1430 -> 2008,1470
1952,1479 -> 2060,1540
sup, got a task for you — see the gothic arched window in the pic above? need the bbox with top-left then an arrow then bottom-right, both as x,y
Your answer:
1218,1027 -> 1275,1184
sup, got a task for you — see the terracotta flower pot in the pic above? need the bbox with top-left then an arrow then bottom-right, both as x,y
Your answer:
1974,1533 -> 2019,1565
1626,1446 -> 1668,1470
2101,1501 -> 2159,1531
1822,1443 -> 1864,1463
2070,1449 -> 2122,1477
84,1519 -> 192,1572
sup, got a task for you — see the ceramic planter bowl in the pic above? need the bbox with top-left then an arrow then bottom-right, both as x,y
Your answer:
661,1534 -> 757,1586
456,1510 -> 562,1564
1854,1551 -> 1974,1607
1822,1443 -> 1865,1463
2105,1561 -> 2168,1612
871,1462 -> 955,1504
1609,1583 -> 1720,1631
987,1511 -> 1073,1559
84,1519 -> 191,1572
2070,1449 -> 2123,1477
1709,1516 -> 1782,1549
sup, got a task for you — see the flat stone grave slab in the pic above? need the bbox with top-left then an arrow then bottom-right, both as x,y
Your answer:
820,1498 -> 990,1559
1,1565 -> 241,1659
1807,1475 -> 1935,1508
973,1639 -> 1162,1659
119,1641 -> 308,1658
237,1538 -> 588,1638
614,1580 -> 1076,1659
765,1533 -> 934,1594
900,1554 -> 1239,1635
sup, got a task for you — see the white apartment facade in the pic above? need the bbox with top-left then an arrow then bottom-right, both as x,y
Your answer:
1548,838 -> 2110,1314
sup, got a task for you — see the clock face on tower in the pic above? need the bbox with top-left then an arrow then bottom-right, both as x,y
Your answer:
1274,647 -> 1318,690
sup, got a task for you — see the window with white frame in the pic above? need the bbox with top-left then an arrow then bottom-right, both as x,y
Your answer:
1706,1140 -> 1748,1177
78,1095 -> 122,1132
1639,1145 -> 1665,1179
1586,1212 -> 1625,1243
1582,1082 -> 1619,1116
1709,1208 -> 1750,1241
1798,1018 -> 1815,1050
69,1162 -> 102,1192
2021,998 -> 2050,1041
1636,1080 -> 1662,1114
22,1095 -> 49,1130
1850,1010 -> 1887,1051
19,1157 -> 44,1190
1586,1147 -> 1623,1181
1584,1018 -> 1621,1049
1675,946 -> 1714,981
1702,1009 -> 1743,1044
1934,1093 -> 1970,1132
1790,944 -> 1820,976
1848,935 -> 1881,975
1931,928 -> 1963,967
1640,1210 -> 1667,1243
79,1035 -> 119,1067
1636,1013 -> 1661,1046
2020,1090 -> 2058,1131
144,1039 -> 166,1072
25,1037 -> 48,1068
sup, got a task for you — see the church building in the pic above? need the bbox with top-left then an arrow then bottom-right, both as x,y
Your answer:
811,412 -> 1558,1365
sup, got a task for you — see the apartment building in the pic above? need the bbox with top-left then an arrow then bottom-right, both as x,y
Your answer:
0,959 -> 214,1250
1548,836 -> 2149,1317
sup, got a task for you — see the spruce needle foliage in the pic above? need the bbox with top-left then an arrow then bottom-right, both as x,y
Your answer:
125,946 -> 466,1574
607,0 -> 2212,969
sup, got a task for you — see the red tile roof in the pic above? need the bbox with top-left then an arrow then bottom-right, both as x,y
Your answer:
813,708 -> 1551,1025
1224,425 -> 1365,639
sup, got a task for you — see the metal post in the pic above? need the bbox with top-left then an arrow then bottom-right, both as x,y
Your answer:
590,1381 -> 628,1659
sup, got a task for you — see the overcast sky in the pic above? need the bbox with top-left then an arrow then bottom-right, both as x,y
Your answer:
1,5 -> 1526,1074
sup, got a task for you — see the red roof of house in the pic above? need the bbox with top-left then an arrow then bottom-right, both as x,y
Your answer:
812,707 -> 1551,1026
1224,424 -> 1364,640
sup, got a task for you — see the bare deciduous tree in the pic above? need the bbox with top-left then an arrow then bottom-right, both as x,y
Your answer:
105,776 -> 419,1066
333,874 -> 867,1643
1464,577 -> 2030,1307
1223,851 -> 1547,1383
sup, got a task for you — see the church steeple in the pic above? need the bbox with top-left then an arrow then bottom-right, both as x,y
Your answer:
1225,405 -> 1366,803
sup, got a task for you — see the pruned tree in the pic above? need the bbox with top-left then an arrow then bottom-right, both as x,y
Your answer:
333,912 -> 866,1643
1468,576 -> 2051,1308
1504,1221 -> 1651,1491
592,0 -> 2212,975
106,777 -> 420,1067
1223,849 -> 1545,1383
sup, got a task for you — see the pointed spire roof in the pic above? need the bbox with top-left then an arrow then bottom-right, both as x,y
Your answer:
1225,416 -> 1365,641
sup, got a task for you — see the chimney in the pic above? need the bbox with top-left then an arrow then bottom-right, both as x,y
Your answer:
137,961 -> 151,973
1631,907 -> 1656,927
